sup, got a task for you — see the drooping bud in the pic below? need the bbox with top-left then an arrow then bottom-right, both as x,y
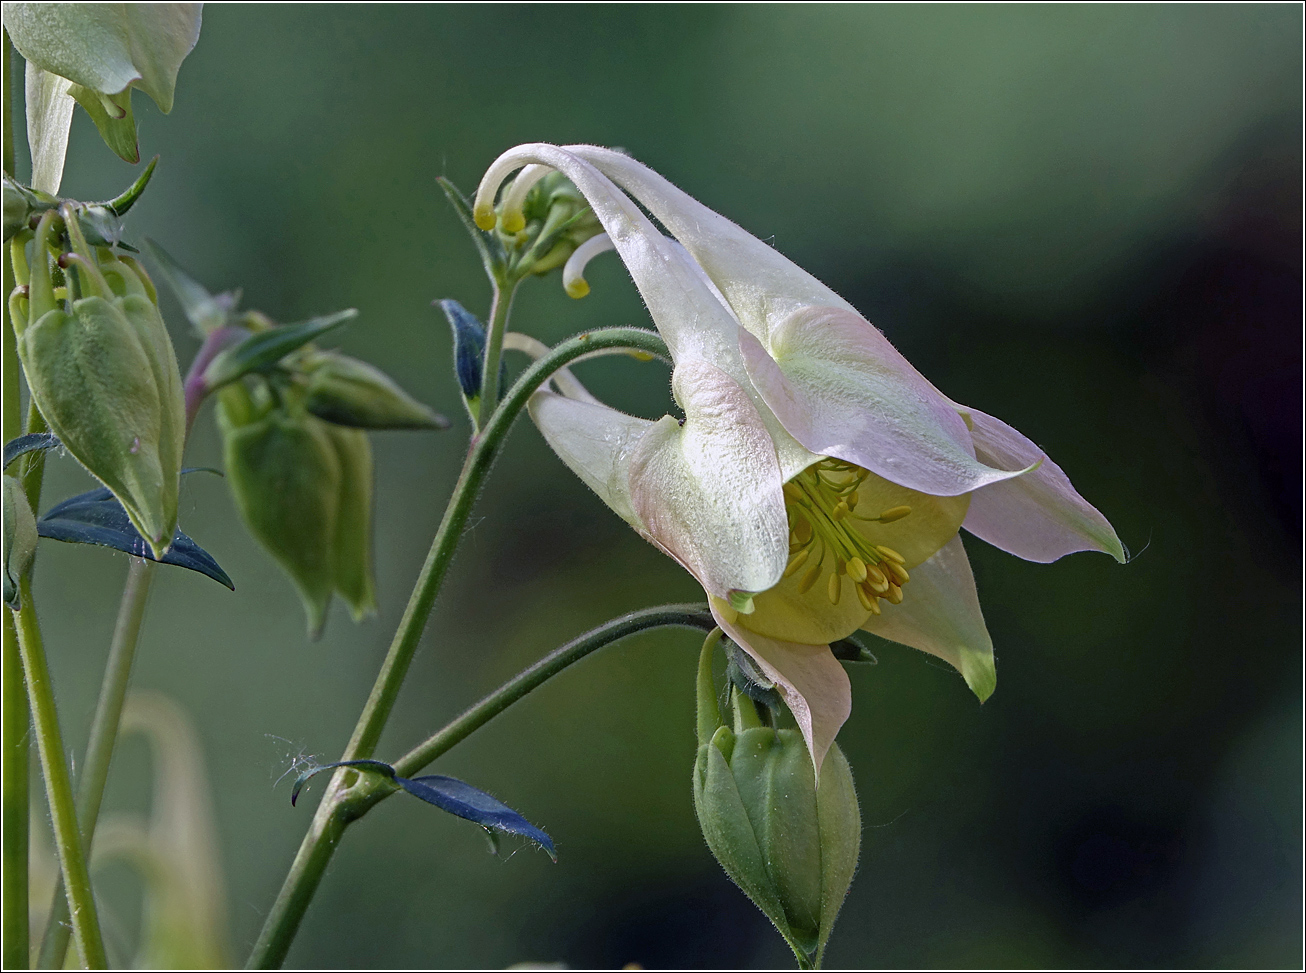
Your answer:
693,632 -> 861,967
3,475 -> 39,610
217,387 -> 340,637
301,351 -> 448,431
15,209 -> 185,557
321,422 -> 376,621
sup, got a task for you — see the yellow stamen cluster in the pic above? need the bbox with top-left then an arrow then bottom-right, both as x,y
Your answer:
782,459 -> 911,616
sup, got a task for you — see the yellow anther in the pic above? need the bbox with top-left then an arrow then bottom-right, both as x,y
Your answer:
865,564 -> 886,586
875,545 -> 906,564
877,505 -> 912,523
835,557 -> 847,576
797,560 -> 823,594
791,517 -> 812,546
865,593 -> 882,615
883,561 -> 909,585
783,482 -> 804,502
847,490 -> 859,510
827,573 -> 842,605
886,583 -> 904,605
832,501 -> 849,521
855,583 -> 876,612
784,548 -> 810,578
502,211 -> 527,234
846,557 -> 868,584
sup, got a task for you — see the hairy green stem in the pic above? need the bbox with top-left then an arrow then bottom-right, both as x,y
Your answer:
11,580 -> 108,969
38,557 -> 157,968
475,276 -> 517,427
246,326 -> 669,969
2,27 -> 31,970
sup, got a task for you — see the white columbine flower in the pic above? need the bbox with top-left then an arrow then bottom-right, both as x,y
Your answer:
475,144 -> 1122,774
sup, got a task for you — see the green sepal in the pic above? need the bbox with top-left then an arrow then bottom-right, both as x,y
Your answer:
322,422 -> 376,621
438,177 -> 507,283
202,310 -> 355,390
3,475 -> 39,610
302,352 -> 448,431
68,84 -> 139,164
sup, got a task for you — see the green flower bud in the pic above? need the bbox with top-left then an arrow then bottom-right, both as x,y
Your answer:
302,352 -> 448,431
321,422 -> 376,621
15,211 -> 184,557
693,633 -> 860,967
217,387 -> 340,638
3,475 -> 39,610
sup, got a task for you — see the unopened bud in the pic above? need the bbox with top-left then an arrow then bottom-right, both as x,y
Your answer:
218,390 -> 340,638
303,352 -> 448,431
693,633 -> 860,965
3,475 -> 39,610
17,210 -> 184,557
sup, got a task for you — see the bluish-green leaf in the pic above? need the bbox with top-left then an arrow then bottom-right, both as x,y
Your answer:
398,774 -> 556,861
38,486 -> 233,589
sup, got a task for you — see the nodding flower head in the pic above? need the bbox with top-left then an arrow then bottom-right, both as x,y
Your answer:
475,144 -> 1123,774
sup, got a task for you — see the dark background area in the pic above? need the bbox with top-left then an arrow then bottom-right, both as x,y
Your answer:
11,4 -> 1302,968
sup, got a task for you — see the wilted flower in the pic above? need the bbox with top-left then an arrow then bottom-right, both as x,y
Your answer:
475,144 -> 1122,772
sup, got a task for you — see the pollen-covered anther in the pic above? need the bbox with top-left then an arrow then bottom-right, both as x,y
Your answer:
883,560 -> 909,585
877,505 -> 912,523
784,548 -> 809,578
798,558 -> 823,594
855,583 -> 876,612
846,557 -> 868,584
875,545 -> 906,564
886,583 -> 904,605
827,573 -> 841,605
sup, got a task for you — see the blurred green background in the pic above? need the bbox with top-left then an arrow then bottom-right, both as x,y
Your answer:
11,4 -> 1302,968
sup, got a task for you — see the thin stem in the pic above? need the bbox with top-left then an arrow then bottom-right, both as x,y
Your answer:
11,581 -> 108,969
246,326 -> 669,969
393,605 -> 716,777
2,27 -> 30,970
37,558 -> 156,969
476,277 -> 516,427
248,604 -> 713,970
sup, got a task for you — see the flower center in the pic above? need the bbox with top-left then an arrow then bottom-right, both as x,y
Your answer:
781,459 -> 911,616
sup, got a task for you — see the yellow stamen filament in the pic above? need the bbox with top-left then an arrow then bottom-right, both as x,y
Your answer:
781,459 -> 916,617
798,558 -> 824,594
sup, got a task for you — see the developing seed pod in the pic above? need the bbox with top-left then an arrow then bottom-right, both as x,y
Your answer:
218,387 -> 340,637
16,211 -> 184,558
302,352 -> 447,431
693,635 -> 860,965
3,475 -> 39,610
321,421 -> 377,621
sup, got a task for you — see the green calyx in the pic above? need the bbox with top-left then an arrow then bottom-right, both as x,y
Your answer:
14,208 -> 184,558
3,475 -> 38,610
693,632 -> 861,968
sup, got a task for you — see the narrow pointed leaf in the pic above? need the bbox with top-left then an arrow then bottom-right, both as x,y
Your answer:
38,486 -> 233,589
438,176 -> 505,279
202,310 -> 356,389
104,155 -> 159,216
397,774 -> 556,861
4,432 -> 60,470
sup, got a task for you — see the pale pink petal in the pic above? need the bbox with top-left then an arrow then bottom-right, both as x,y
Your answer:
960,406 -> 1125,563
711,601 -> 852,779
629,360 -> 789,599
564,145 -> 857,345
528,390 -> 653,530
861,535 -> 996,702
739,306 -> 1030,497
